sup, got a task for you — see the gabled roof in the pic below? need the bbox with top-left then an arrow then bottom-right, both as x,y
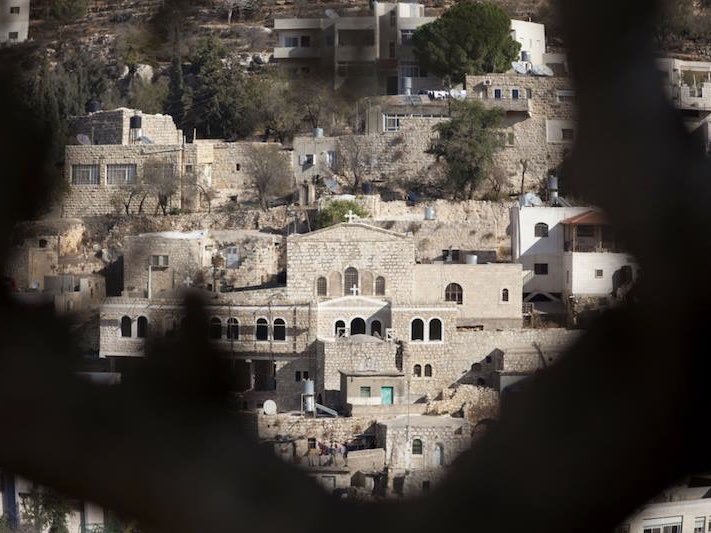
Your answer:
288,222 -> 410,242
560,210 -> 609,225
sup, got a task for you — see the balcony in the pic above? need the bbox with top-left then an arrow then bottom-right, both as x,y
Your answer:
471,96 -> 531,114
274,18 -> 327,30
273,46 -> 323,60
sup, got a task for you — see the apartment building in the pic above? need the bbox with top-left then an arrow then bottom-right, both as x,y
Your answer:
273,2 -> 545,95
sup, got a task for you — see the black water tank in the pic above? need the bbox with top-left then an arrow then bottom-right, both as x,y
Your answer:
86,99 -> 101,113
129,115 -> 142,129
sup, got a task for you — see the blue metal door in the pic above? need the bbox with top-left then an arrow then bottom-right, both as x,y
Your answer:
380,386 -> 393,405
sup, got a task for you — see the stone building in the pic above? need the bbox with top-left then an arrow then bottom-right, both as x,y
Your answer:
62,108 -> 290,217
464,70 -> 576,188
99,221 -> 525,411
0,0 -> 29,44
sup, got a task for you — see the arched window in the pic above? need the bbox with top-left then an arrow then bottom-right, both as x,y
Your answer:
414,364 -> 422,377
534,222 -> 549,237
120,316 -> 132,337
209,317 -> 222,339
350,317 -> 366,335
256,318 -> 269,341
316,277 -> 327,297
424,364 -> 433,377
375,276 -> 385,296
411,318 -> 424,341
445,283 -> 463,305
137,316 -> 148,338
412,438 -> 423,455
227,318 -> 239,340
370,320 -> 382,337
344,267 -> 359,295
335,320 -> 346,337
273,318 -> 286,341
428,318 -> 442,341
502,288 -> 509,302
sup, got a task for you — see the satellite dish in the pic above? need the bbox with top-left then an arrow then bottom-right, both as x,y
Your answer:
76,134 -> 92,146
138,136 -> 155,144
325,8 -> 339,18
263,399 -> 277,415
512,61 -> 529,75
449,88 -> 467,101
530,64 -> 554,77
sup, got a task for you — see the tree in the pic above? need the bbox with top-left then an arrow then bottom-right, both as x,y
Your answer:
185,37 -> 259,140
165,52 -> 189,127
412,1 -> 521,85
315,200 -> 369,229
333,137 -> 374,192
244,145 -> 293,210
143,160 -> 179,216
50,0 -> 87,24
254,76 -> 304,144
20,486 -> 71,533
427,100 -> 504,199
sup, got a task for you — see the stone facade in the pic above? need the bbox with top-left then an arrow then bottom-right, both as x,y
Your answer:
465,73 -> 577,189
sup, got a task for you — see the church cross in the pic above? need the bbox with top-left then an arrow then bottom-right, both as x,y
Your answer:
349,284 -> 360,296
344,209 -> 359,223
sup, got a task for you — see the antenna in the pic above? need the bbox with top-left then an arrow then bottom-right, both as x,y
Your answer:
76,134 -> 92,146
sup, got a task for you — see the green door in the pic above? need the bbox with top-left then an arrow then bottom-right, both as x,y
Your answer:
380,386 -> 394,405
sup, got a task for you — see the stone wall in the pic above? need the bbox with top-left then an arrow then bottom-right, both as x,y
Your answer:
69,109 -> 182,146
425,384 -> 500,424
318,337 -> 399,392
286,223 -> 416,303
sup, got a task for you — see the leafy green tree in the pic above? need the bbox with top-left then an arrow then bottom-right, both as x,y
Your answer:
185,37 -> 258,139
412,1 -> 520,85
20,486 -> 71,533
165,52 -> 189,127
315,200 -> 369,229
427,100 -> 505,199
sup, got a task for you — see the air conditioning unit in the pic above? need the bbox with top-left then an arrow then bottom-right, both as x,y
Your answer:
483,80 -> 492,86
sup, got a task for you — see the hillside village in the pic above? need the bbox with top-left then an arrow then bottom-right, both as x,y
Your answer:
1,1 -> 711,533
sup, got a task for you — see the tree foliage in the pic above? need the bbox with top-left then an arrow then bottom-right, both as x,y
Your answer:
412,1 -> 520,84
315,200 -> 369,229
427,100 -> 504,199
19,486 -> 71,533
244,144 -> 293,210
333,137 -> 374,192
184,37 -> 259,140
143,160 -> 179,216
50,0 -> 87,24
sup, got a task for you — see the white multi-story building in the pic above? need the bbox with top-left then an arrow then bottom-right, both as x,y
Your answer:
0,0 -> 29,44
510,203 -> 638,303
273,2 -> 546,95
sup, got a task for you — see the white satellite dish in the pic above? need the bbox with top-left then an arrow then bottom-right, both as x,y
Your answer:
512,61 -> 529,75
263,399 -> 277,415
449,88 -> 467,101
530,64 -> 554,77
76,134 -> 92,145
325,8 -> 339,18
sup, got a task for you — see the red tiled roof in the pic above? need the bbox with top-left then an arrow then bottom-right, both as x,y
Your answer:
560,210 -> 609,225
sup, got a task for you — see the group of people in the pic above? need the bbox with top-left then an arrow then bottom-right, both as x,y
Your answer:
306,440 -> 348,467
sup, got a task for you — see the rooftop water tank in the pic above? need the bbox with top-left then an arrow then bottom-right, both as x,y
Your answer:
521,50 -> 531,63
303,379 -> 315,395
424,206 -> 436,220
402,76 -> 413,96
466,253 -> 478,265
129,115 -> 142,129
313,127 -> 324,138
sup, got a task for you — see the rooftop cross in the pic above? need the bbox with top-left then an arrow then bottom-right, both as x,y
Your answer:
183,276 -> 193,287
350,285 -> 360,296
344,209 -> 360,224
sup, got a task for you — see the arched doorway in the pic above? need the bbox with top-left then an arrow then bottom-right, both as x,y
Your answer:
370,320 -> 382,337
350,317 -> 366,335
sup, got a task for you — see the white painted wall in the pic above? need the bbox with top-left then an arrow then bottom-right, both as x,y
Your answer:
511,205 -> 592,295
0,0 -> 29,44
510,20 -> 546,65
563,251 -> 638,296
623,497 -> 711,533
